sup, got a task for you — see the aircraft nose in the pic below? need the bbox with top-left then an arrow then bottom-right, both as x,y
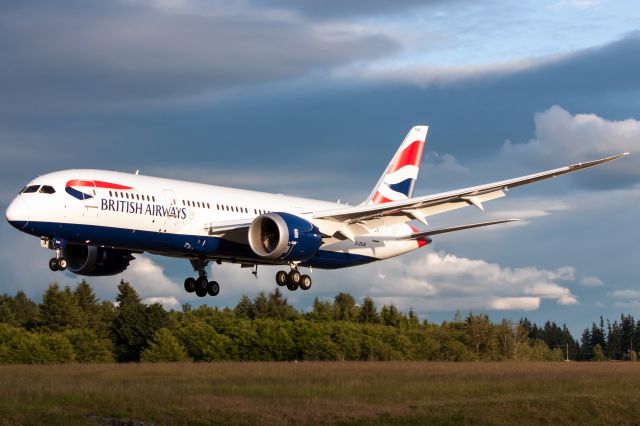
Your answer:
5,197 -> 30,230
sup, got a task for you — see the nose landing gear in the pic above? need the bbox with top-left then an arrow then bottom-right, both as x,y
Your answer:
275,268 -> 311,291
48,243 -> 67,272
185,259 -> 219,297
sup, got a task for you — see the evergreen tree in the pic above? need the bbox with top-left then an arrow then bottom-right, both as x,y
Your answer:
381,304 -> 402,327
74,280 -> 101,333
309,297 -> 333,321
358,297 -> 380,324
116,279 -> 141,307
234,295 -> 254,319
333,293 -> 356,321
407,308 -> 420,329
111,283 -> 167,362
252,292 -> 269,319
38,284 -> 87,332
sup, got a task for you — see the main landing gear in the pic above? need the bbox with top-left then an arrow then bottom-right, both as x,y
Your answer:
275,268 -> 312,292
184,259 -> 219,298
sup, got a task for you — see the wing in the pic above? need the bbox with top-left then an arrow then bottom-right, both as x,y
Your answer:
313,153 -> 628,241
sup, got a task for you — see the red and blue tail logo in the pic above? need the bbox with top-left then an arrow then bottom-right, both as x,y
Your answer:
65,179 -> 133,200
372,138 -> 425,204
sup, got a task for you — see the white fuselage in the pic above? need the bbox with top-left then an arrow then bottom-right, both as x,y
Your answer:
6,169 -> 423,270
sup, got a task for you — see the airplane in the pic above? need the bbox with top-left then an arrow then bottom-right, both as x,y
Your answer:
5,126 -> 628,298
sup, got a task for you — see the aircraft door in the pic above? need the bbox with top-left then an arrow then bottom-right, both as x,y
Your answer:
83,180 -> 99,219
162,189 -> 180,231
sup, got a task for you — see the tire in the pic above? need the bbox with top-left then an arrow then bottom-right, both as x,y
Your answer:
184,277 -> 196,293
208,281 -> 220,296
299,274 -> 312,291
196,277 -> 209,290
48,258 -> 59,272
57,257 -> 68,270
288,269 -> 301,285
275,271 -> 288,286
286,280 -> 298,291
195,286 -> 207,297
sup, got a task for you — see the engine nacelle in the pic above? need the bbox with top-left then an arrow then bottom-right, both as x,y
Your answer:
63,244 -> 134,276
248,212 -> 322,261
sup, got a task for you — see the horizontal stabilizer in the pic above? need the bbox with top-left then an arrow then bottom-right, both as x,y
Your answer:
401,219 -> 519,240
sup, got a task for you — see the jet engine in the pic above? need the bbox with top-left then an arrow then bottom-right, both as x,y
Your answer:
63,244 -> 135,276
248,212 -> 322,261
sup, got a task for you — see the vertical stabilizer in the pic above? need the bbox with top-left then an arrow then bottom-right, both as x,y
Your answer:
364,126 -> 428,204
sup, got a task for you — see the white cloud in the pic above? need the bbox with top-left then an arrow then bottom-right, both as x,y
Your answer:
609,289 -> 640,298
499,105 -> 639,184
142,296 -> 181,310
580,276 -> 604,287
336,56 -> 558,88
315,250 -> 579,314
489,297 -> 540,311
99,255 -> 184,303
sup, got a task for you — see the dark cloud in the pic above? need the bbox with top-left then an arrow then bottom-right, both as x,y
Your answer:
250,0 -> 452,19
0,1 -> 398,108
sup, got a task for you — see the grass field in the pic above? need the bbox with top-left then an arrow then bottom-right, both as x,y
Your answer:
1,362 -> 640,425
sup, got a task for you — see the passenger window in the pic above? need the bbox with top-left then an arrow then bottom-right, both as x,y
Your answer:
39,186 -> 56,194
22,185 -> 40,193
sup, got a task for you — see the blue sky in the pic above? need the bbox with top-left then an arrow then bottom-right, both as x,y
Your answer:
1,0 -> 639,335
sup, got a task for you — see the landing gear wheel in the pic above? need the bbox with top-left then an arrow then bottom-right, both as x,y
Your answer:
48,258 -> 59,272
275,271 -> 288,287
288,269 -> 301,285
184,277 -> 196,293
57,257 -> 67,271
208,281 -> 220,296
286,280 -> 299,291
299,275 -> 312,291
195,277 -> 209,297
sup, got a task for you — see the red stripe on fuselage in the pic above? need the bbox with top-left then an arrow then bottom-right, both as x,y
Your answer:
65,179 -> 133,190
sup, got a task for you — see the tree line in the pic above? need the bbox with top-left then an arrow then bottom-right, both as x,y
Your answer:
0,280 -> 638,363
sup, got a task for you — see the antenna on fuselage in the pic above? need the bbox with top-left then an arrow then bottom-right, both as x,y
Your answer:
135,170 -> 139,175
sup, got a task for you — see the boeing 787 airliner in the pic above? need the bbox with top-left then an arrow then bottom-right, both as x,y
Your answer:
5,127 -> 628,297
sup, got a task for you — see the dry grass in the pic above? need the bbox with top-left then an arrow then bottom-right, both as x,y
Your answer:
1,362 -> 640,425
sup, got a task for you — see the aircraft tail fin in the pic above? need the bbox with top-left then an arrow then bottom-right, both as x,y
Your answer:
364,126 -> 428,205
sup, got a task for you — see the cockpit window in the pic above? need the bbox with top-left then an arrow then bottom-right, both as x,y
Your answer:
21,185 -> 40,193
39,185 -> 56,194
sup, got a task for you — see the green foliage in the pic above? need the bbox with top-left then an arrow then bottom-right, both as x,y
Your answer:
38,284 -> 87,332
141,328 -> 189,362
175,319 -> 232,361
111,302 -> 168,362
593,343 -> 607,361
0,324 -> 75,364
64,329 -> 114,363
5,280 -> 640,364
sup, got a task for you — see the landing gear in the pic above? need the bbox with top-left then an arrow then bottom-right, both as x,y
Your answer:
48,243 -> 67,272
186,259 -> 220,297
276,268 -> 312,291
